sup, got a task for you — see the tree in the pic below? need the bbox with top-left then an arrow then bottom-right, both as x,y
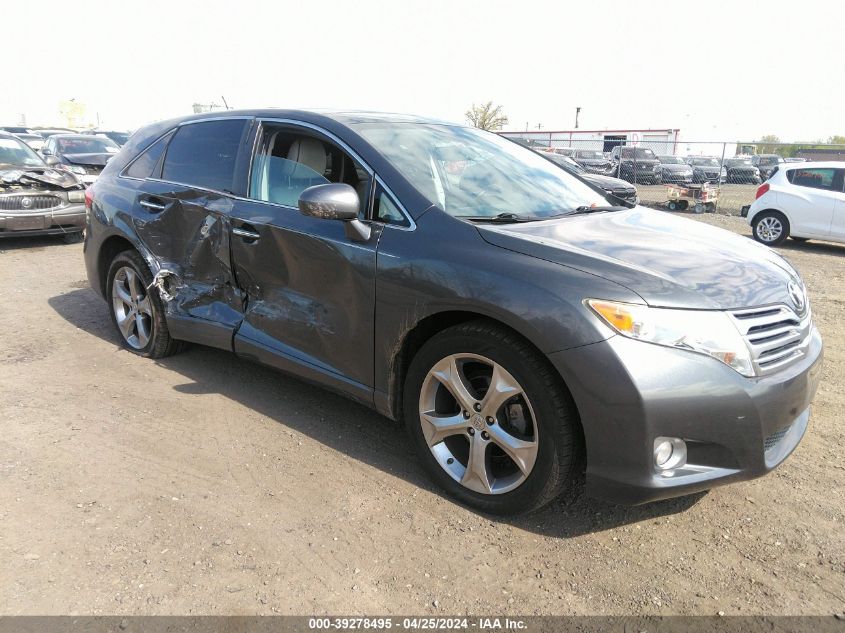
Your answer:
465,102 -> 508,131
757,134 -> 781,154
827,135 -> 845,146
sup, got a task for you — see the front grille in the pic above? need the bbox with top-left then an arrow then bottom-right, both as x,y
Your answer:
764,425 -> 791,452
730,305 -> 812,375
0,194 -> 63,211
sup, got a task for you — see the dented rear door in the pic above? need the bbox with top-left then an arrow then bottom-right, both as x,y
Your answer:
130,118 -> 251,350
130,181 -> 244,349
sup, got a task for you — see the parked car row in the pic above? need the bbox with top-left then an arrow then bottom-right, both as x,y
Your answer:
0,131 -> 87,240
0,125 -> 131,188
530,141 -> 799,187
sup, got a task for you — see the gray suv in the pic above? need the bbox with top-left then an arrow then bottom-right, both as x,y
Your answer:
83,110 -> 823,514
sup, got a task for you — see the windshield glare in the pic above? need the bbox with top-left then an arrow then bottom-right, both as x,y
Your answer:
0,137 -> 45,167
355,124 -> 607,219
57,137 -> 119,154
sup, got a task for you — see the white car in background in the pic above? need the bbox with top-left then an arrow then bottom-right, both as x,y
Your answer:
745,161 -> 845,246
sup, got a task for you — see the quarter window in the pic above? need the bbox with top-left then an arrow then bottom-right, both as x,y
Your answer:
787,168 -> 836,191
124,131 -> 174,179
373,184 -> 408,227
161,119 -> 246,192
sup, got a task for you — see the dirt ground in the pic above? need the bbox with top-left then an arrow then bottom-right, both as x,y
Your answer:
1,213 -> 843,617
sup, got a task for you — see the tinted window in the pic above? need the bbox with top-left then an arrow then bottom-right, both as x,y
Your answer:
162,119 -> 246,192
787,168 -> 836,190
125,131 -> 173,179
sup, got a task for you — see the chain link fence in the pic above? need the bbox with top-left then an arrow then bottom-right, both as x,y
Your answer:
500,132 -> 845,216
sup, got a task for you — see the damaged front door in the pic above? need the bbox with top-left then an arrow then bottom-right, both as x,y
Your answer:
131,118 -> 250,349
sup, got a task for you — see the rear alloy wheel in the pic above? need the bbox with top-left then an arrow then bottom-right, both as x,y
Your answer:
752,211 -> 789,246
106,250 -> 183,358
404,321 -> 579,514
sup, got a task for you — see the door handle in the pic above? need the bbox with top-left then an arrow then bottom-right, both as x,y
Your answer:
232,226 -> 260,241
139,199 -> 167,212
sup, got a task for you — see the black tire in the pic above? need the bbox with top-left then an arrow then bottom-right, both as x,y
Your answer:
752,210 -> 789,246
678,200 -> 689,211
403,320 -> 580,515
667,201 -> 678,211
106,249 -> 183,358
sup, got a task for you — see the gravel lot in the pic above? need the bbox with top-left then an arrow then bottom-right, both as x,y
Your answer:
1,213 -> 843,616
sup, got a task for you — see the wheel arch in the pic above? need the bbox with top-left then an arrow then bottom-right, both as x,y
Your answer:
97,235 -> 137,297
387,310 -> 584,437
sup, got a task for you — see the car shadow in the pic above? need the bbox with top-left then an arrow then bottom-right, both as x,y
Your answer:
48,287 -> 704,538
777,239 -> 845,256
0,235 -> 77,251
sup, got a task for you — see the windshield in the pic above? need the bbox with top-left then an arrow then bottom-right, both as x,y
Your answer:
620,147 -> 656,159
659,156 -> 684,164
102,132 -> 130,145
728,159 -> 753,166
0,137 -> 45,168
355,124 -> 606,219
689,157 -> 720,167
56,137 -> 119,154
576,150 -> 603,159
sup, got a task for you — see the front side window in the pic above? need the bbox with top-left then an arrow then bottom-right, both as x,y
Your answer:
356,123 -> 606,219
787,168 -> 836,190
161,119 -> 246,192
0,137 -> 44,168
248,125 -> 370,211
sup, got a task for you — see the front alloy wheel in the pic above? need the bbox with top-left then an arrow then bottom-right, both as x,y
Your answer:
419,353 -> 539,495
404,321 -> 580,514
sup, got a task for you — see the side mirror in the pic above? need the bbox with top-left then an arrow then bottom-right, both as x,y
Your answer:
298,183 -> 359,220
298,183 -> 371,241
40,148 -> 51,155
44,155 -> 59,166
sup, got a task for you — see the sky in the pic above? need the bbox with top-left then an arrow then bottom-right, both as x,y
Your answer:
3,0 -> 841,143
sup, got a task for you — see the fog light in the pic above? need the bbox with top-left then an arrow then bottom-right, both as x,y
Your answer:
654,437 -> 687,471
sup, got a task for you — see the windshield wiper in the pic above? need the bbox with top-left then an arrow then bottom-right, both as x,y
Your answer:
568,205 -> 628,215
458,212 -> 537,223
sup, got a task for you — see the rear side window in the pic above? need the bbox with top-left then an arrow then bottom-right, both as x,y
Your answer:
161,119 -> 246,192
787,168 -> 836,190
124,131 -> 173,179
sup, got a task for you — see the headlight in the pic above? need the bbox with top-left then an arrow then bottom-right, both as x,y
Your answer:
587,299 -> 754,376
68,190 -> 85,203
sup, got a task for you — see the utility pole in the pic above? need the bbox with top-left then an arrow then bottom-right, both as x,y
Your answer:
575,107 -> 581,129
536,123 -> 542,130
221,96 -> 230,110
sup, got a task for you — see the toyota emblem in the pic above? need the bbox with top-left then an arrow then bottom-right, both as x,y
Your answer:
788,280 -> 806,313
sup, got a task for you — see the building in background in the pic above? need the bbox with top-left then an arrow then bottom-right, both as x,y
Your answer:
499,128 -> 681,154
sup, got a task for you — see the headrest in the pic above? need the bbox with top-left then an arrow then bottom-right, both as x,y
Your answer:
287,138 -> 327,175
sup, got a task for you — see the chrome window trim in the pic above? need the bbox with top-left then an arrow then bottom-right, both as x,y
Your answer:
121,115 -> 416,231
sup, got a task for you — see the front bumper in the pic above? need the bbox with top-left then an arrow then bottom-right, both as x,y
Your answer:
0,204 -> 86,237
549,326 -> 823,505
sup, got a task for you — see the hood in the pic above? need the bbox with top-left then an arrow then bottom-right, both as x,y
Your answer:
477,207 -> 801,310
660,163 -> 692,171
582,173 -> 634,190
579,158 -> 611,166
0,167 -> 81,191
62,153 -> 113,167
